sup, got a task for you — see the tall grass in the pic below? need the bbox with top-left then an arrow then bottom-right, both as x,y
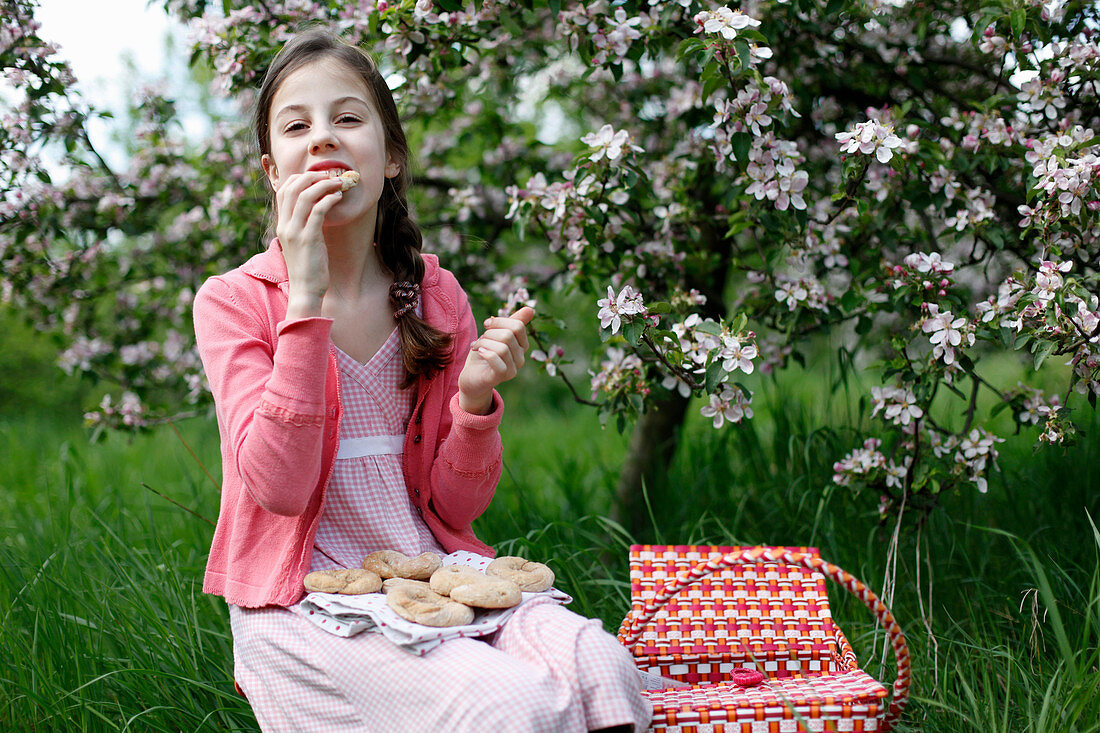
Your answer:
2,367 -> 1099,730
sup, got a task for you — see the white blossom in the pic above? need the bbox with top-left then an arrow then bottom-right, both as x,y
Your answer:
693,7 -> 760,40
835,120 -> 904,163
580,124 -> 642,164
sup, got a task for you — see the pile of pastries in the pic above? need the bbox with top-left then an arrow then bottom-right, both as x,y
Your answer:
303,551 -> 555,628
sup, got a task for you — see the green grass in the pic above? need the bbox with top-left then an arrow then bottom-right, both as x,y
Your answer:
2,366 -> 1099,730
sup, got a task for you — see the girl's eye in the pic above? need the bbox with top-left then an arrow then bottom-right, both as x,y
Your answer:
337,115 -> 361,124
284,122 -> 307,133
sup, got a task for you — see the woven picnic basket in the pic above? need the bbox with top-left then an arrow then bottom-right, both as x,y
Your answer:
617,545 -> 910,732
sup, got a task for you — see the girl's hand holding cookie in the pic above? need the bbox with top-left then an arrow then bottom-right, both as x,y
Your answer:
272,170 -> 346,317
457,306 -> 535,415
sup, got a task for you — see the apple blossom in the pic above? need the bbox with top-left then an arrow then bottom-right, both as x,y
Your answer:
597,284 -> 647,335
580,124 -> 643,164
719,334 -> 757,374
531,344 -> 566,378
832,438 -> 887,487
692,7 -> 760,41
871,386 -> 924,427
699,385 -> 753,428
1033,260 -> 1072,301
835,120 -> 904,163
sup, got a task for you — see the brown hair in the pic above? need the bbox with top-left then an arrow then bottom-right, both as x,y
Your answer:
254,28 -> 452,386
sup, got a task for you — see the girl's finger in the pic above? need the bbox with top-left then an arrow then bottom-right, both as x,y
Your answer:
302,189 -> 344,233
278,173 -> 343,231
476,330 -> 525,370
509,306 -> 536,325
472,339 -> 515,378
480,316 -> 530,352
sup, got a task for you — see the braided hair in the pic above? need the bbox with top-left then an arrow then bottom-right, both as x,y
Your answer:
255,28 -> 453,386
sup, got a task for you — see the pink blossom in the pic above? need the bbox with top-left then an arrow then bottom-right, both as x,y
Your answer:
902,252 -> 955,275
531,344 -> 565,377
700,385 -> 754,428
597,284 -> 647,334
719,334 -> 757,374
884,461 -> 907,489
954,428 -> 1003,493
1033,260 -> 1071,301
832,438 -> 886,486
921,305 -> 973,365
871,385 -> 924,426
693,7 -> 760,40
835,120 -> 904,163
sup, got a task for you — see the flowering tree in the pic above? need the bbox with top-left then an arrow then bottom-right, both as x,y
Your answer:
3,0 -> 1098,531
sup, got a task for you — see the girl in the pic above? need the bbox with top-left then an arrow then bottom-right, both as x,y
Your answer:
193,28 -> 650,732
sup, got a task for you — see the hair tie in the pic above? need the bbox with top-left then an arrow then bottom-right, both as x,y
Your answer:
390,281 -> 420,319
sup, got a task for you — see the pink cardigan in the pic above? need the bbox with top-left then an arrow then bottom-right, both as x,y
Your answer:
193,242 -> 502,608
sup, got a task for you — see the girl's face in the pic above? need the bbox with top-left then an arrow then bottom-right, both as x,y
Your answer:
262,56 -> 399,230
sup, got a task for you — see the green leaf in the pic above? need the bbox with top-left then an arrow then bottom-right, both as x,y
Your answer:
734,40 -> 752,70
695,320 -> 723,336
701,69 -> 725,104
731,132 -> 751,162
622,319 -> 644,346
1033,339 -> 1055,370
676,38 -> 706,62
839,288 -> 859,312
725,214 -> 752,238
1010,8 -> 1026,37
705,360 -> 726,391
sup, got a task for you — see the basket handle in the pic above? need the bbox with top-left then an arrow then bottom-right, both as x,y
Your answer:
617,547 -> 910,732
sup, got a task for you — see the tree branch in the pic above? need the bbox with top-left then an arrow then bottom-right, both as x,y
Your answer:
529,329 -> 601,407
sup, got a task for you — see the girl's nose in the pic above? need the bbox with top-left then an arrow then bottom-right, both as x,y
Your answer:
309,125 -> 337,154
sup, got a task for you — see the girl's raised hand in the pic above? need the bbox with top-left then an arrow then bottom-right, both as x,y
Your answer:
457,306 -> 536,415
274,171 -> 345,317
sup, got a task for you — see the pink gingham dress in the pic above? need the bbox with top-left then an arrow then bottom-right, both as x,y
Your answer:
229,331 -> 651,732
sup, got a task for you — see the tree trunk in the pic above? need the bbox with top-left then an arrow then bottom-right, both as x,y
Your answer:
612,390 -> 691,536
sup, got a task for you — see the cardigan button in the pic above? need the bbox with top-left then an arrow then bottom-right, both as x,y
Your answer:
414,488 -> 420,496
413,434 -> 422,443
330,407 -> 337,418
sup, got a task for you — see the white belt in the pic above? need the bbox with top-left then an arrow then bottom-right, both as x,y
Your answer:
336,435 -> 405,459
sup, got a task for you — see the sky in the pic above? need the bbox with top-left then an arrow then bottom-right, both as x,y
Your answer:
35,0 -> 191,166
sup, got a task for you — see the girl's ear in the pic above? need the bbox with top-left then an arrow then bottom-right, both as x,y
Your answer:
261,154 -> 280,190
384,156 -> 400,179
